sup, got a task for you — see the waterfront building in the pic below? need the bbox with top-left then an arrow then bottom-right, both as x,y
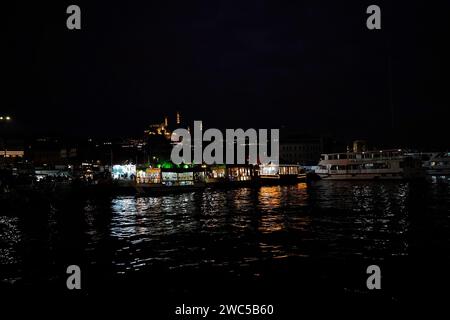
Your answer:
0,138 -> 24,165
279,131 -> 332,166
280,141 -> 322,165
0,150 -> 24,158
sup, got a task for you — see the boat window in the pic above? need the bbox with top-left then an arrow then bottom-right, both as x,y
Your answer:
178,172 -> 194,181
162,172 -> 178,182
261,165 -> 279,176
137,168 -> 161,184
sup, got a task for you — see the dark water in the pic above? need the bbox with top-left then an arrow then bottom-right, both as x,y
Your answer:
1,179 -> 450,310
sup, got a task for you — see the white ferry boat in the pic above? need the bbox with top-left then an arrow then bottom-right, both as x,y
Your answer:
315,149 -> 424,180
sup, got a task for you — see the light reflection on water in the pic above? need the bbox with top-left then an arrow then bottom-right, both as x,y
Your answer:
1,179 -> 449,284
0,216 -> 21,265
107,182 -> 409,274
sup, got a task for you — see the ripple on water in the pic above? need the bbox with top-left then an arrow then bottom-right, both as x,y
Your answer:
1,180 -> 450,283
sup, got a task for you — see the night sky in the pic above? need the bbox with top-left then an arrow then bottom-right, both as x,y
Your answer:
4,1 -> 450,148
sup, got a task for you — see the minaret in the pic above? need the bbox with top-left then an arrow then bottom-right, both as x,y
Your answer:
176,111 -> 181,125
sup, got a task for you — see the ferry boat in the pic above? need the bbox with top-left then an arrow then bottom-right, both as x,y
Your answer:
205,165 -> 228,185
315,149 -> 424,180
135,166 -> 206,194
258,164 -> 306,184
205,164 -> 257,187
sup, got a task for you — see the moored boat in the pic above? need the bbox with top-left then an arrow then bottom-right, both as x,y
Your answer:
315,149 -> 424,180
135,166 -> 206,195
258,164 -> 306,184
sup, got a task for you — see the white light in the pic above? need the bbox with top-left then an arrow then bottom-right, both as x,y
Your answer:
6,116 -> 11,120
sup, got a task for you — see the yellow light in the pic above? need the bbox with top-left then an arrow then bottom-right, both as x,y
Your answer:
5,116 -> 11,120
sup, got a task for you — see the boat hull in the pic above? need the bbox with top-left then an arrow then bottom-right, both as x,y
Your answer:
258,174 -> 307,185
317,170 -> 424,180
318,173 -> 404,180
